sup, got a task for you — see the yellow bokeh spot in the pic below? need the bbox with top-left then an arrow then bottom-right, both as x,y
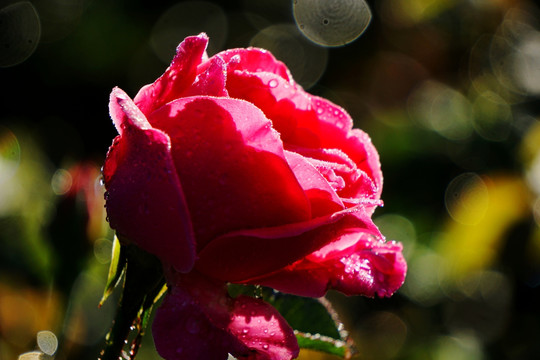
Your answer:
437,175 -> 530,282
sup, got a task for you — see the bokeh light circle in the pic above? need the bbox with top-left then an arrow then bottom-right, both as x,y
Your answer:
150,1 -> 227,63
374,214 -> 416,258
17,351 -> 46,360
472,90 -> 512,142
0,1 -> 41,67
408,80 -> 473,141
51,169 -> 72,196
250,24 -> 327,89
293,0 -> 371,47
445,173 -> 489,225
36,330 -> 58,356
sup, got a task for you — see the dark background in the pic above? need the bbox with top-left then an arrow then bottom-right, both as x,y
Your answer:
2,0 -> 540,359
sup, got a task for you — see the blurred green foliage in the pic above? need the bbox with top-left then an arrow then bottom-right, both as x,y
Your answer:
2,0 -> 540,359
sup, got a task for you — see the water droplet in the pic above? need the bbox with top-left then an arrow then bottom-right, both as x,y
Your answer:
242,328 -> 249,334
316,108 -> 324,114
264,329 -> 268,334
268,79 -> 278,88
263,344 -> 269,350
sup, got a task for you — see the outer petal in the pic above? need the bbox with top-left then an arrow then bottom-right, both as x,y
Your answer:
134,33 -> 209,115
103,87 -> 195,272
229,295 -> 299,360
148,96 -> 311,247
152,284 -> 247,360
248,234 -> 407,298
196,208 -> 382,282
153,272 -> 298,360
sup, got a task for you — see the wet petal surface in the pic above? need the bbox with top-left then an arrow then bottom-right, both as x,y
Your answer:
104,88 -> 195,272
149,96 -> 311,247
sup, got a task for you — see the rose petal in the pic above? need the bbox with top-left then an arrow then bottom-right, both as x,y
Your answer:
134,33 -> 209,115
152,284 -> 247,360
104,88 -> 195,272
312,95 -> 383,199
148,96 -> 312,247
249,234 -> 407,298
226,71 -> 309,143
225,69 -> 383,201
153,272 -> 298,360
229,295 -> 299,360
185,55 -> 228,97
196,208 -> 382,282
218,47 -> 292,82
284,150 -> 344,217
289,143 -> 382,210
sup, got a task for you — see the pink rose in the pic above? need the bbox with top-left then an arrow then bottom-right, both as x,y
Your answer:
103,33 -> 406,360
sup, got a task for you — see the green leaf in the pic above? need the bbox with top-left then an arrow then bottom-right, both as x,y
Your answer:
295,331 -> 351,358
227,283 -> 261,298
261,289 -> 355,358
263,289 -> 340,338
99,235 -> 126,307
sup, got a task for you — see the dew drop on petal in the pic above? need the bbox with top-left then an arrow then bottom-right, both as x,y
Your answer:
268,79 -> 278,88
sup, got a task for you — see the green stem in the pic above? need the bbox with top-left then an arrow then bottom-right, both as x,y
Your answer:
99,245 -> 165,360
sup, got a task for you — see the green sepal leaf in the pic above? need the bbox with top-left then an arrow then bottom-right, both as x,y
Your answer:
227,283 -> 261,298
295,331 -> 351,358
262,289 -> 341,339
261,288 -> 355,359
99,235 -> 126,307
